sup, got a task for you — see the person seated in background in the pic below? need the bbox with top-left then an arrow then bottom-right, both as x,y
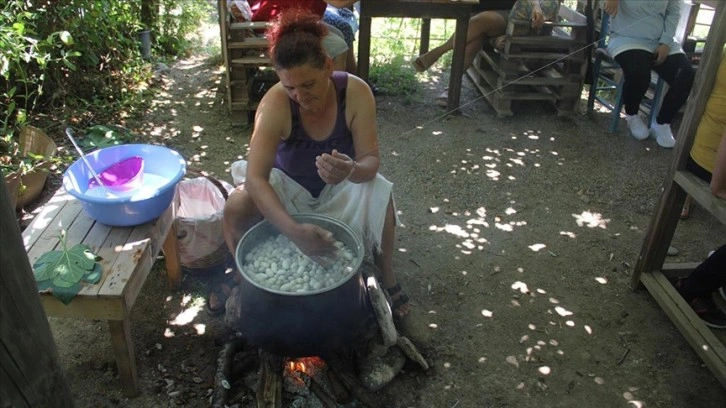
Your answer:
322,1 -> 359,74
248,0 -> 350,71
674,245 -> 726,329
681,46 -> 726,218
411,0 -> 561,106
603,0 -> 695,148
219,8 -> 411,318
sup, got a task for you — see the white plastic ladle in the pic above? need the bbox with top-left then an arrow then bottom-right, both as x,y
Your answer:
65,127 -> 108,193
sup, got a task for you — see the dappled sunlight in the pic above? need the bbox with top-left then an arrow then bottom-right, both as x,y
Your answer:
624,389 -> 645,407
511,281 -> 530,294
528,243 -> 546,252
161,293 -> 207,337
573,211 -> 610,229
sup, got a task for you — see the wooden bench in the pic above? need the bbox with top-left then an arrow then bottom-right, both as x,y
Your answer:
467,4 -> 587,117
21,189 -> 181,396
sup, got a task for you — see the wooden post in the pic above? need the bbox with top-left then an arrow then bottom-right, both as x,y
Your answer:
0,176 -> 74,407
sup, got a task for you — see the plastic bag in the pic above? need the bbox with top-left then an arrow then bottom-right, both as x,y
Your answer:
177,177 -> 234,271
228,0 -> 252,23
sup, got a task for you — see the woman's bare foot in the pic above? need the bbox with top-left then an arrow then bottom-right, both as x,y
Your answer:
385,283 -> 411,318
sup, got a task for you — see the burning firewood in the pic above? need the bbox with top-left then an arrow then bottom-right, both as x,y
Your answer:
257,350 -> 284,408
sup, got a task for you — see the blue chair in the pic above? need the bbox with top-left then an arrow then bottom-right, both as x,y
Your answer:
587,12 -> 666,133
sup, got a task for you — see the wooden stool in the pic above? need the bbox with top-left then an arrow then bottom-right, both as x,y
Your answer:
22,189 -> 181,396
467,4 -> 587,117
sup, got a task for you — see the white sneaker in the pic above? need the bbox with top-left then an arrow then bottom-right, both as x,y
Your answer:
625,114 -> 649,140
651,122 -> 676,148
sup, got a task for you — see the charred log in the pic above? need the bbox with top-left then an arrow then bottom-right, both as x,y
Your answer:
212,337 -> 248,408
257,350 -> 284,408
326,354 -> 378,408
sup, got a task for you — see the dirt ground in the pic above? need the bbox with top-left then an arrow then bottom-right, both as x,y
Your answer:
20,25 -> 726,408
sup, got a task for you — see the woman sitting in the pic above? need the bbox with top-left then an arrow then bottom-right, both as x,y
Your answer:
681,46 -> 726,218
211,8 -> 411,319
412,0 -> 560,106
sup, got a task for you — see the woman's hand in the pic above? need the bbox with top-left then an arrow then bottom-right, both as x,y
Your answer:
290,223 -> 339,266
316,149 -> 356,185
603,0 -> 619,16
654,44 -> 670,65
531,4 -> 545,30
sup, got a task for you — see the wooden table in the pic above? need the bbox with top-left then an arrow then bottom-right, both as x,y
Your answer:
22,189 -> 181,396
357,0 -> 478,112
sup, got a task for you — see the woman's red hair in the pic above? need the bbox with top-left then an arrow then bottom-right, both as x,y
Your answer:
267,8 -> 329,70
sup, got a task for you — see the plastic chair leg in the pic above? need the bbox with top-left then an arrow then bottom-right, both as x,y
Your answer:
608,79 -> 624,134
587,58 -> 602,114
648,77 -> 666,127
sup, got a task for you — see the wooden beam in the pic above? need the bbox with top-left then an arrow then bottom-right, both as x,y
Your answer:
0,177 -> 74,407
641,271 -> 726,388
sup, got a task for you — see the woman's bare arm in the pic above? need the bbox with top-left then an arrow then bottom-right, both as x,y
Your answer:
711,127 -> 726,200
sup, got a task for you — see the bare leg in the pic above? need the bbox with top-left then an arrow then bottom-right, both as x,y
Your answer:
413,11 -> 507,72
208,186 -> 263,314
374,197 -> 411,317
432,12 -> 506,105
222,186 -> 263,254
712,128 -> 726,200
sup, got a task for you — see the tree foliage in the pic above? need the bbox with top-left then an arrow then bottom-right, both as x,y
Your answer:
1,0 -> 213,139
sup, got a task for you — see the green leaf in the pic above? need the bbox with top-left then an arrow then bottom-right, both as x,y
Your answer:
82,263 -> 103,284
33,261 -> 60,282
59,31 -> 73,45
52,283 -> 82,305
36,279 -> 53,293
33,244 -> 100,303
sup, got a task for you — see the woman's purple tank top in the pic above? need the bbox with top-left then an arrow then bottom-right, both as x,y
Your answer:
273,71 -> 354,197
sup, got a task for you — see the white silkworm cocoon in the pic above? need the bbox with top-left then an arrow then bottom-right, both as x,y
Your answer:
242,233 -> 358,293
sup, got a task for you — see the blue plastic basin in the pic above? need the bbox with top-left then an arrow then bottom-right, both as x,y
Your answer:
63,144 -> 186,227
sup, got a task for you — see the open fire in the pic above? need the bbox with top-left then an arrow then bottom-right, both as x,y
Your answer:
211,262 -> 429,407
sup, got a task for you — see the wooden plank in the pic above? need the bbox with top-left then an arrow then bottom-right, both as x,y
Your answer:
39,295 -> 125,320
227,37 -> 269,49
673,170 -> 726,225
98,193 -> 177,299
641,271 -> 726,388
109,318 -> 139,396
230,56 -> 272,65
24,200 -> 83,263
466,66 -> 514,117
661,262 -> 699,279
162,220 -> 182,289
22,191 -> 78,251
230,21 -> 270,31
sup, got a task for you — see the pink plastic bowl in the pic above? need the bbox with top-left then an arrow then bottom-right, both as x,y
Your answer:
87,156 -> 144,191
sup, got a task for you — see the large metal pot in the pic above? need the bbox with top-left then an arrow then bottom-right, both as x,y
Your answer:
234,213 -> 372,357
